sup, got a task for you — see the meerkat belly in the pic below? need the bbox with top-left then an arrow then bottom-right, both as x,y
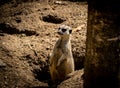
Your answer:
53,51 -> 74,81
57,57 -> 74,74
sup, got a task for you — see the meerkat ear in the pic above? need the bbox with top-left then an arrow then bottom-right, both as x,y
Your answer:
69,30 -> 72,34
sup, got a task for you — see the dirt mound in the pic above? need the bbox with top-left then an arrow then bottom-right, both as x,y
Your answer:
58,69 -> 84,88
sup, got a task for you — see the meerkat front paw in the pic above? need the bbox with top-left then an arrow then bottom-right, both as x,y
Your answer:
56,57 -> 67,68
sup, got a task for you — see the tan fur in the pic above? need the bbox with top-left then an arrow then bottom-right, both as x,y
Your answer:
49,25 -> 74,84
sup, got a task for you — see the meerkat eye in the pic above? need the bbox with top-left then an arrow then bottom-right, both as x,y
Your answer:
58,28 -> 61,30
69,30 -> 72,34
62,29 -> 66,32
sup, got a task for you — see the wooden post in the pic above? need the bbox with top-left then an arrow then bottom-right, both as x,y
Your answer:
84,0 -> 120,88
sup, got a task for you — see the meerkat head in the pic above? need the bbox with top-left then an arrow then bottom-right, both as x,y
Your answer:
57,25 -> 72,36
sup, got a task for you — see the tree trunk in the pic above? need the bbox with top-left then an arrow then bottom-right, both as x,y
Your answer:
84,0 -> 120,88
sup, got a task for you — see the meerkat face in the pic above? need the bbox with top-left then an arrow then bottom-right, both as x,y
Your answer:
57,25 -> 72,36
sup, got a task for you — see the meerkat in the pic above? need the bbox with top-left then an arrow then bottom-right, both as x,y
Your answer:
49,25 -> 75,85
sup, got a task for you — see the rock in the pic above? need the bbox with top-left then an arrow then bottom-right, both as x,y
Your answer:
55,1 -> 68,5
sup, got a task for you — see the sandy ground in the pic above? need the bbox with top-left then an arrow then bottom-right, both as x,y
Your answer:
0,1 -> 87,88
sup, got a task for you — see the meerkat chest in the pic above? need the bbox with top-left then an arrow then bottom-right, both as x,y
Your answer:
53,38 -> 72,58
57,43 -> 70,53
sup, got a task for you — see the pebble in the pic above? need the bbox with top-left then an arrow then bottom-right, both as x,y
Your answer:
0,59 -> 6,67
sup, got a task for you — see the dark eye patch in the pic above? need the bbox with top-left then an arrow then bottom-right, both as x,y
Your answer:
58,27 -> 61,30
69,30 -> 72,34
62,29 -> 66,32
